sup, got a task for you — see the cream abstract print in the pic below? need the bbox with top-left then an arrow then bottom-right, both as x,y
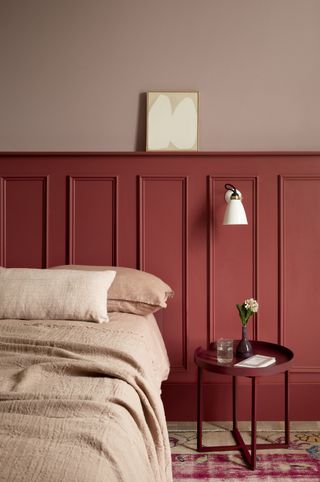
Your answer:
147,92 -> 198,151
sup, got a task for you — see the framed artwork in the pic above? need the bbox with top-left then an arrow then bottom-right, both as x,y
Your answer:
146,91 -> 199,151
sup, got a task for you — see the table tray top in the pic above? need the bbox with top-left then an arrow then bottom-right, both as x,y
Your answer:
195,340 -> 294,376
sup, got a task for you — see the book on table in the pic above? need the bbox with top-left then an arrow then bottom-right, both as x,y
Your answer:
234,354 -> 276,368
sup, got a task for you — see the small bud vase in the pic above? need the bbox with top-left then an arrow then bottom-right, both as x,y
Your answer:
236,325 -> 253,359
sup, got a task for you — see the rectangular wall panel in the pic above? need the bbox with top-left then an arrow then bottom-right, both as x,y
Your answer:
1,176 -> 48,268
69,176 -> 118,265
208,177 -> 258,344
280,176 -> 320,373
139,176 -> 188,371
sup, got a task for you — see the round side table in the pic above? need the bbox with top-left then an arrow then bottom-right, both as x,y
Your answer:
194,340 -> 294,470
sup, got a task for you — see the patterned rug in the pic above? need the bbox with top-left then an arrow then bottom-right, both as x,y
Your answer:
169,422 -> 320,481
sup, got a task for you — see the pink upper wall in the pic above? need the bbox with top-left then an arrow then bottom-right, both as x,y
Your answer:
1,0 -> 320,151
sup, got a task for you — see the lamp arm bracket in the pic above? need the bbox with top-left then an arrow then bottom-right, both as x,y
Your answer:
224,184 -> 242,203
224,183 -> 238,195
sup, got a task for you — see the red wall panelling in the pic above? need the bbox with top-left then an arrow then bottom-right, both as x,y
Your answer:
68,176 -> 118,266
207,176 -> 258,345
279,176 -> 320,378
138,176 -> 188,371
0,153 -> 319,421
0,176 -> 49,268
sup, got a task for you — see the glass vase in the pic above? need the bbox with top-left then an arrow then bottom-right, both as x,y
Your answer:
236,325 -> 253,359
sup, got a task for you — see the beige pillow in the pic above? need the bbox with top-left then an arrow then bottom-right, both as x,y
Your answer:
51,265 -> 174,315
0,268 -> 116,323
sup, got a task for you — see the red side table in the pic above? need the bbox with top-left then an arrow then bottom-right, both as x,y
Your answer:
194,340 -> 294,470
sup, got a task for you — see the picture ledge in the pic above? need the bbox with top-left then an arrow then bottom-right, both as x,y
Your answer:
1,150 -> 320,157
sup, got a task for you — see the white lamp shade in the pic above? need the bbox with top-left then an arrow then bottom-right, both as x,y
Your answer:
223,199 -> 248,225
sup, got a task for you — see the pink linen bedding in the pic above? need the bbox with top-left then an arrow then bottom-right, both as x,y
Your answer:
0,313 -> 172,482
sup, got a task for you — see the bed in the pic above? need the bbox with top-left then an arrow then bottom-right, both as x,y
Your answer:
0,266 -> 173,482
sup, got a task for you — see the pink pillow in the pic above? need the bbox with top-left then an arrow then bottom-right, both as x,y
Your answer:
51,265 -> 174,316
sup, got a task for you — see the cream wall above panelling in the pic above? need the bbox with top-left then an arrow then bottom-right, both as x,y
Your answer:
1,0 -> 320,151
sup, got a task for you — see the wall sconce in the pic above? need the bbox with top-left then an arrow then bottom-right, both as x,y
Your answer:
223,183 -> 248,225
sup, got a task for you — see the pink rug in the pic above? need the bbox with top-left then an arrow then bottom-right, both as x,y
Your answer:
170,429 -> 320,481
172,453 -> 320,481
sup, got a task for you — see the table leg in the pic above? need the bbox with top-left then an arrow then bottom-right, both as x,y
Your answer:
197,366 -> 203,450
251,377 -> 257,470
285,370 -> 290,446
195,364 -> 289,469
232,376 -> 237,430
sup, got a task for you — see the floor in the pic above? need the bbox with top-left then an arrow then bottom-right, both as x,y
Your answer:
168,421 -> 320,454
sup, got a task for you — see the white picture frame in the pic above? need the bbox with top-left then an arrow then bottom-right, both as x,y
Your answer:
146,91 -> 199,151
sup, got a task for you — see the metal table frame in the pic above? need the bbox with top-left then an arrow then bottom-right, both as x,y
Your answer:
197,369 -> 289,470
195,341 -> 294,470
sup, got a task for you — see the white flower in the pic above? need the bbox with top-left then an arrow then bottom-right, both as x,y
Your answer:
244,298 -> 259,313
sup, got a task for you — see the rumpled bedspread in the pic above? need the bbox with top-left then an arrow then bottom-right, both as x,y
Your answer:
0,315 -> 172,482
